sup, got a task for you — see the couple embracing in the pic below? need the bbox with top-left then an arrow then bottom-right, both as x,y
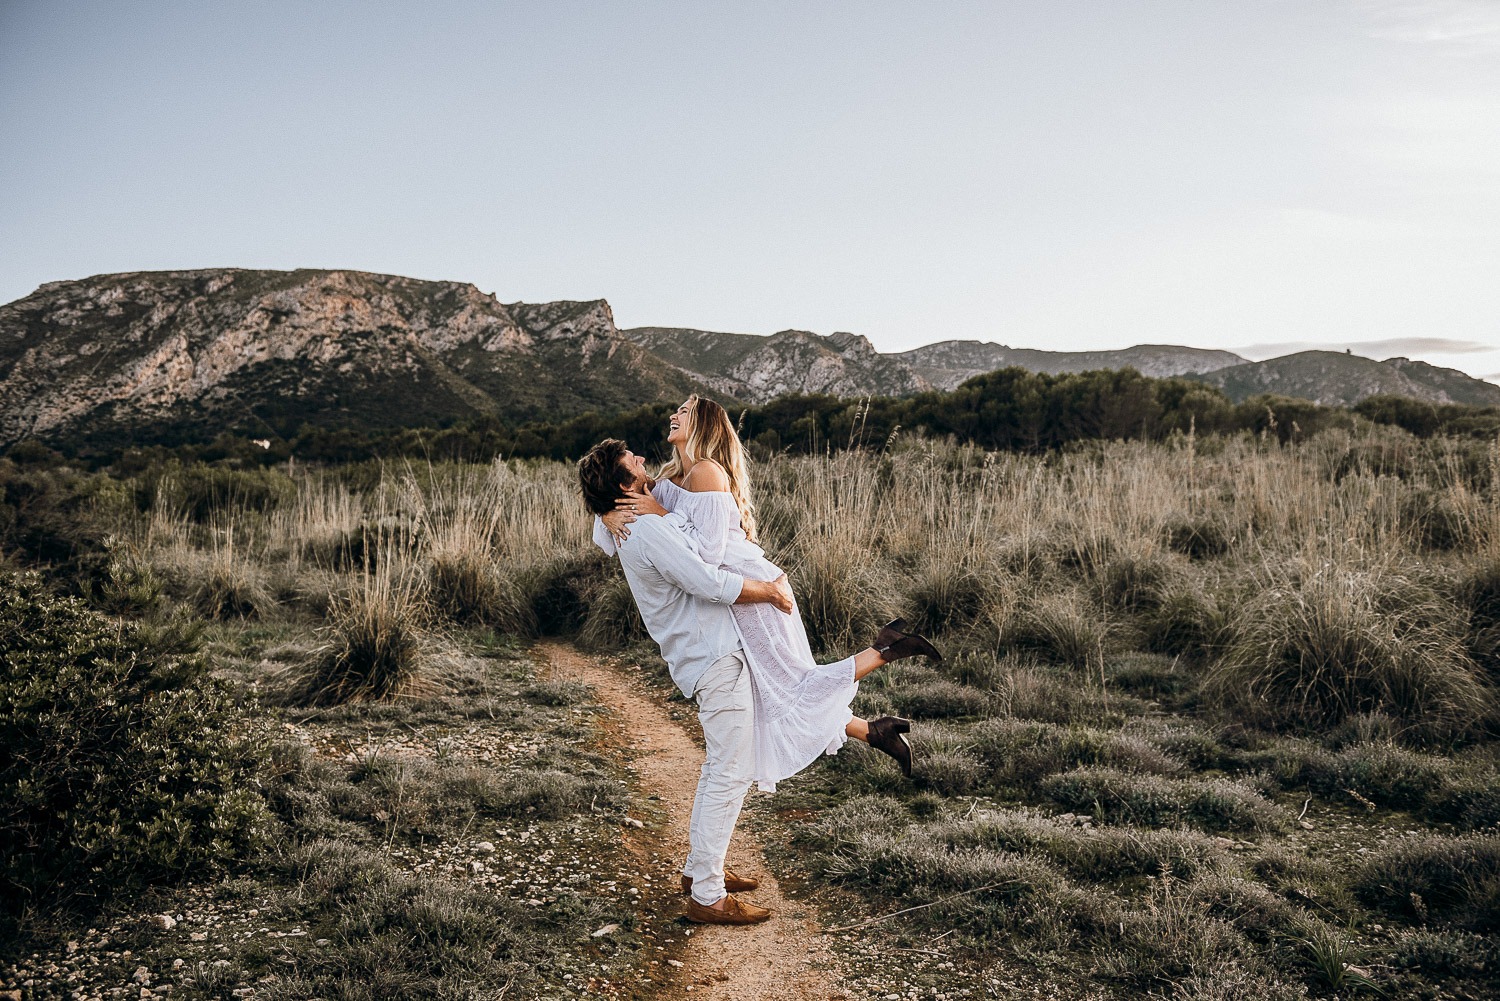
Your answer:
576,396 -> 942,925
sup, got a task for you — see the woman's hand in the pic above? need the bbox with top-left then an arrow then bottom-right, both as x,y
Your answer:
619,486 -> 668,518
601,508 -> 635,545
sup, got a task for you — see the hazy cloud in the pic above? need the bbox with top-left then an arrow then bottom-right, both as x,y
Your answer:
1238,336 -> 1494,358
1360,0 -> 1500,53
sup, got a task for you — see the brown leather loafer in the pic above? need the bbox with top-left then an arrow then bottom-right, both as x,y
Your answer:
686,893 -> 771,925
681,870 -> 760,895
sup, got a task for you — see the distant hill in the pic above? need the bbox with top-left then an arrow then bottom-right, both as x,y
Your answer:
0,269 -> 718,447
894,341 -> 1247,390
4,268 -> 1497,450
622,326 -> 927,403
1188,351 -> 1500,407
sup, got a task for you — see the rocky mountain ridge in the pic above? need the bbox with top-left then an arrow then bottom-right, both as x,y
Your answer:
894,340 -> 1248,390
0,269 -> 713,447
622,326 -> 928,403
1188,351 -> 1500,407
3,268 -> 1497,448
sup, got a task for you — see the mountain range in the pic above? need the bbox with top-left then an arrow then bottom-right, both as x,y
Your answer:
1,267 -> 1496,448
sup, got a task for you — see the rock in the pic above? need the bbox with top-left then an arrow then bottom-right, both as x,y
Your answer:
591,924 -> 619,938
474,841 -> 496,854
132,966 -> 151,984
150,915 -> 177,932
622,817 -> 645,829
666,959 -> 684,968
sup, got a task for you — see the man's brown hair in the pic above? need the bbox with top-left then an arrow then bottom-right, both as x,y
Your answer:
577,438 -> 635,515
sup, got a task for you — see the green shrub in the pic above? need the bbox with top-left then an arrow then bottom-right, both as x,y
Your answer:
1354,832 -> 1500,928
1002,596 -> 1108,673
1388,928 -> 1500,983
888,668 -> 993,719
1206,567 -> 1493,741
790,536 -> 896,656
576,574 -> 648,651
1303,741 -> 1452,811
0,573 -> 268,929
1041,767 -> 1286,832
1459,559 -> 1500,681
292,566 -> 430,706
1163,516 -> 1231,559
937,809 -> 1229,880
917,748 -> 987,795
429,549 -> 533,634
147,463 -> 296,522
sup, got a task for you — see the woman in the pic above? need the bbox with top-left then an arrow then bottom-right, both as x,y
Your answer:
592,395 -> 941,790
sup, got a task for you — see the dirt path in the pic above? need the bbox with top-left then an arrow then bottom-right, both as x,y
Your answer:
538,642 -> 845,1001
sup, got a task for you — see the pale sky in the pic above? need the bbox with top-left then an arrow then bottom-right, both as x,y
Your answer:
3,1 -> 1499,382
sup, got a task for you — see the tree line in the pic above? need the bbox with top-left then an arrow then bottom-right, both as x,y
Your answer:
9,367 -> 1500,472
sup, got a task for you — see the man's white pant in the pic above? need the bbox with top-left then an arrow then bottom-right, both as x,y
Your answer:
684,650 -> 755,906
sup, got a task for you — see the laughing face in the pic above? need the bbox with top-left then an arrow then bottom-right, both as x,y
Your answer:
667,399 -> 693,447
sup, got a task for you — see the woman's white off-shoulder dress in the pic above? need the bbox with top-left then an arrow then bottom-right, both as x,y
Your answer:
594,477 -> 857,791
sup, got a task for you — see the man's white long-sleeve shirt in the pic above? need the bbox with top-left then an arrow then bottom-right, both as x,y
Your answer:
614,514 -> 746,698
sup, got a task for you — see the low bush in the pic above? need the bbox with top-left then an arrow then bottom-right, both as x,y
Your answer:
887,667 -> 993,719
291,564 -> 430,706
1001,595 -> 1109,674
1041,766 -> 1287,832
1302,741 -> 1452,811
1163,515 -> 1232,559
429,549 -> 533,634
992,663 -> 1146,726
0,573 -> 269,932
966,718 -> 1185,794
576,574 -> 648,651
936,809 -> 1230,880
1354,832 -> 1500,928
1205,566 -> 1493,741
789,536 -> 897,656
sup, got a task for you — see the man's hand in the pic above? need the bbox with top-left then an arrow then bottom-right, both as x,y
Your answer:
734,573 -> 794,614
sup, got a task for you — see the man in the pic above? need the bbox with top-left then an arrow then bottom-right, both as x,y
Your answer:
577,438 -> 786,925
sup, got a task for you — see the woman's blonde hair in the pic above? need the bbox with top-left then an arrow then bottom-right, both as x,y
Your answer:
659,395 -> 758,543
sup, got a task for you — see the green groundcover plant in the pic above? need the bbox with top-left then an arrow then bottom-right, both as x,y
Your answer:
0,572 -> 269,936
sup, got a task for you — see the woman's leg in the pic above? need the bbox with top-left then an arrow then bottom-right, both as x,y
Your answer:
852,648 -> 885,681
845,716 -> 869,743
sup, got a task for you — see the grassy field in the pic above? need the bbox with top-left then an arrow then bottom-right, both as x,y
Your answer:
3,420 -> 1499,998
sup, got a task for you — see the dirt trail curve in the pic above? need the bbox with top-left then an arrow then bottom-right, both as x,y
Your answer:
538,642 -> 845,1001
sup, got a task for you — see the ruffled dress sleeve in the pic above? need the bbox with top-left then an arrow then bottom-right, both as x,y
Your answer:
670,492 -> 738,568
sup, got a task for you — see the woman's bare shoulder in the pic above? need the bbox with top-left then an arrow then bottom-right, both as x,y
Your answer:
683,459 -> 730,492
